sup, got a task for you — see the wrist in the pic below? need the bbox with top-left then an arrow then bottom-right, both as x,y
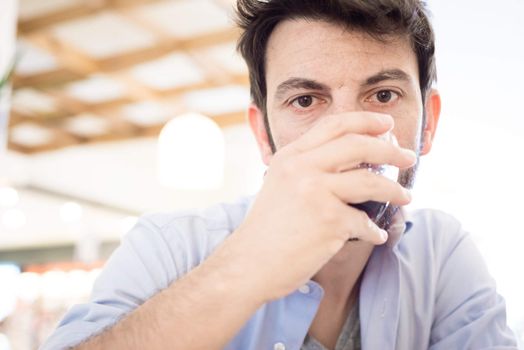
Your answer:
191,231 -> 270,308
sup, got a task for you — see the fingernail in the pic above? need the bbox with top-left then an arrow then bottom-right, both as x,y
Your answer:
379,229 -> 388,243
377,113 -> 393,125
401,148 -> 417,161
403,187 -> 412,200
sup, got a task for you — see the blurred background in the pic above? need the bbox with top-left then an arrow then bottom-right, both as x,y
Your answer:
0,0 -> 522,349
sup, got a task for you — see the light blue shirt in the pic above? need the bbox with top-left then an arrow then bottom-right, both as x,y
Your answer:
41,196 -> 517,350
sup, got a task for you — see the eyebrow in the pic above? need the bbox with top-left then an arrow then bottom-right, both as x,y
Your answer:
362,69 -> 412,87
273,69 -> 412,101
274,78 -> 331,101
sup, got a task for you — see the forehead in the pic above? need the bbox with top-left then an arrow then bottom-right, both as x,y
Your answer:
265,18 -> 419,91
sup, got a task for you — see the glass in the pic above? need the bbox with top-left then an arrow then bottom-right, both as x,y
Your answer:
350,132 -> 399,223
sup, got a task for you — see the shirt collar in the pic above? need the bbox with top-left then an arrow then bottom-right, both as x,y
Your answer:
385,206 -> 413,248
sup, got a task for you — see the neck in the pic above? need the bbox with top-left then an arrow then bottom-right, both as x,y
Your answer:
312,240 -> 374,302
307,241 -> 374,349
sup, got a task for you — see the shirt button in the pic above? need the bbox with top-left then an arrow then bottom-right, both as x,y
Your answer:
298,284 -> 311,294
274,342 -> 286,350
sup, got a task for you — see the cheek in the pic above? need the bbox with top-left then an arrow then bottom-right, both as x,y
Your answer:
392,116 -> 422,151
273,129 -> 304,149
268,111 -> 317,150
391,102 -> 424,151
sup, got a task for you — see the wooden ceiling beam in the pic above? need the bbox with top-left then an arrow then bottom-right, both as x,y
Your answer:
18,2 -> 101,34
111,71 -> 164,102
7,109 -> 247,154
10,0 -> 248,155
212,111 -> 247,129
25,32 -> 100,75
18,0 -> 166,34
13,68 -> 85,89
20,26 -> 240,79
94,27 -> 241,71
7,126 -> 79,154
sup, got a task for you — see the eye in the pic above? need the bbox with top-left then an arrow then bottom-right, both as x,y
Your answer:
291,95 -> 314,108
377,90 -> 393,103
367,89 -> 401,104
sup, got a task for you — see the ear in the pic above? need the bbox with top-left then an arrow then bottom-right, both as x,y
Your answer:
248,103 -> 273,166
420,89 -> 441,155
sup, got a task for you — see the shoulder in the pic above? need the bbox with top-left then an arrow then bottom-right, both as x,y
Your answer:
394,208 -> 472,296
141,195 -> 253,233
122,195 -> 254,273
398,208 -> 468,259
40,197 -> 255,350
402,213 -> 518,348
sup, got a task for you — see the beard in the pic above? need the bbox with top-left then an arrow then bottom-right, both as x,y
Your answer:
264,112 -> 424,232
374,160 -> 419,231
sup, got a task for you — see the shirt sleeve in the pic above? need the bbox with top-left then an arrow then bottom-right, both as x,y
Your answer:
39,216 -> 180,350
429,228 -> 518,349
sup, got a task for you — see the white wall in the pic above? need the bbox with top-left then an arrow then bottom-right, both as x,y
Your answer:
413,0 -> 524,343
0,0 -> 18,164
0,0 -> 18,76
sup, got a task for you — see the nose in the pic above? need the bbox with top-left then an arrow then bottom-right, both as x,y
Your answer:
327,87 -> 362,115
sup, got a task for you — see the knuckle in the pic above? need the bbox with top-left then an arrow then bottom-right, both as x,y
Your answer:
345,208 -> 370,239
326,236 -> 345,254
357,210 -> 371,225
347,133 -> 363,147
363,172 -> 381,190
280,160 -> 295,176
394,182 -> 405,195
325,117 -> 344,134
393,183 -> 409,202
319,206 -> 339,226
389,144 -> 401,159
341,133 -> 358,148
355,210 -> 372,233
296,176 -> 318,197
271,151 -> 287,166
275,156 -> 299,178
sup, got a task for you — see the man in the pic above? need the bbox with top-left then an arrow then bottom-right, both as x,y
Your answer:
42,0 -> 517,349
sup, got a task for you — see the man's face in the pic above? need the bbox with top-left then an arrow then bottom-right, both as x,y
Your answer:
252,18 -> 432,227
265,18 -> 424,158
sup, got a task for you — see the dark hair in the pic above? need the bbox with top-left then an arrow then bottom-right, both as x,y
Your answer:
236,0 -> 436,120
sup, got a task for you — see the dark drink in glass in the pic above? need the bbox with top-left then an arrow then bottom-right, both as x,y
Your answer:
350,161 -> 399,223
352,200 -> 388,223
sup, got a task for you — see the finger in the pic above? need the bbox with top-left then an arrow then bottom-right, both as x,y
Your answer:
324,169 -> 412,205
303,133 -> 417,172
289,112 -> 394,154
334,201 -> 388,245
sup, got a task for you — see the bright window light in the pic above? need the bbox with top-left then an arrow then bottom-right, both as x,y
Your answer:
59,201 -> 83,223
1,208 -> 26,230
0,264 -> 20,322
157,113 -> 225,190
0,186 -> 19,207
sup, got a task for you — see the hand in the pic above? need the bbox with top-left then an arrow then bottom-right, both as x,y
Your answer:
227,112 -> 416,301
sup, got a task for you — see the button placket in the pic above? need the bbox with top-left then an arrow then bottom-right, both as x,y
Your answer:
298,284 -> 311,294
273,341 -> 286,350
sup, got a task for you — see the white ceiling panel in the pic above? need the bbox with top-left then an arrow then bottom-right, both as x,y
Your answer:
65,75 -> 127,104
9,123 -> 54,148
120,101 -> 178,127
11,89 -> 57,116
130,53 -> 206,90
51,12 -> 157,59
182,85 -> 250,116
133,0 -> 232,39
64,114 -> 111,138
16,40 -> 60,76
198,42 -> 247,75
